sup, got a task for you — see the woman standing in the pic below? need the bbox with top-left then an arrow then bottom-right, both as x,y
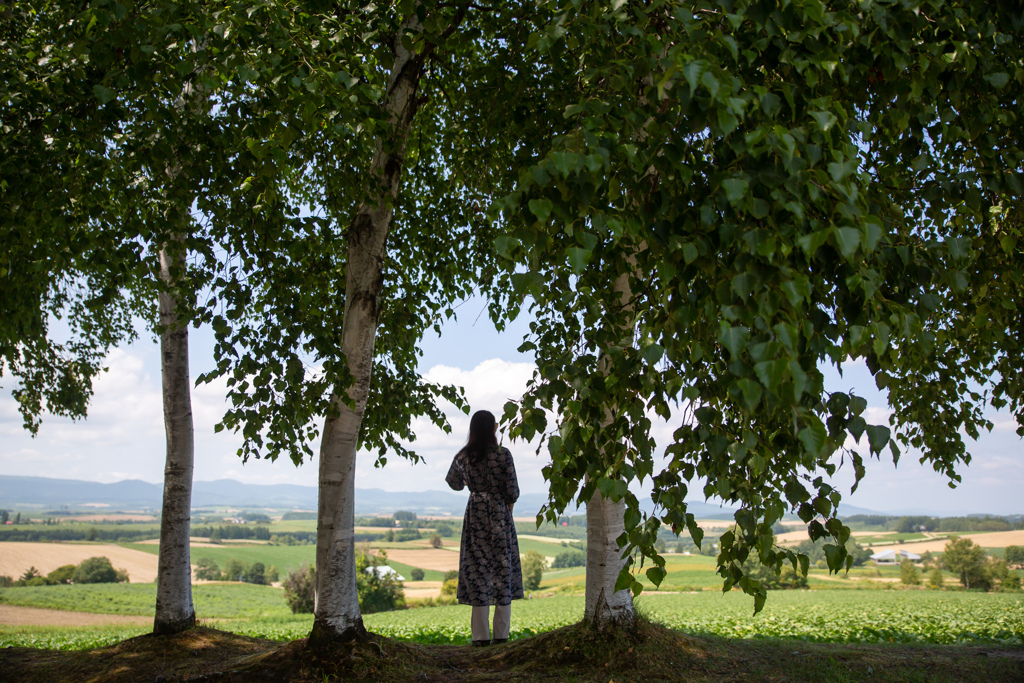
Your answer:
445,409 -> 523,646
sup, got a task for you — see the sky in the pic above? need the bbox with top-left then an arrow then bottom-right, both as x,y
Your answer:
1,296 -> 1022,516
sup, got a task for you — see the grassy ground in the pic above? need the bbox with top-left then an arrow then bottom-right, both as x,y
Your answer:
2,619 -> 1022,682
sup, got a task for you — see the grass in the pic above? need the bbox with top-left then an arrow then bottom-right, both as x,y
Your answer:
385,559 -> 446,583
0,583 -> 291,619
125,542 -> 317,575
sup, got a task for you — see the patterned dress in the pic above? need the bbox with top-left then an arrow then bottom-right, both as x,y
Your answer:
445,445 -> 523,606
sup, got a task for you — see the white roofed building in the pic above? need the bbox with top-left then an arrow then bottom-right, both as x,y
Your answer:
870,548 -> 921,564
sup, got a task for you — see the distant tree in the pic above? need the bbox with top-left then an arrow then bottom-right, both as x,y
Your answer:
394,528 -> 421,543
194,558 -> 221,581
654,538 -> 666,553
434,522 -> 454,537
429,534 -> 443,549
0,576 -> 12,587
942,537 -> 990,590
85,527 -> 98,541
283,564 -> 316,614
266,565 -> 280,583
223,559 -> 245,582
1002,572 -> 1021,592
928,567 -> 945,589
0,511 -> 8,524
920,551 -> 935,568
522,551 -> 545,591
443,570 -> 459,583
1005,546 -> 1024,569
394,511 -> 417,524
18,567 -> 43,583
14,513 -> 20,525
552,549 -> 586,569
245,562 -> 267,586
73,557 -> 118,584
47,565 -> 76,585
410,568 -> 425,581
115,567 -> 130,584
208,528 -> 222,544
900,560 -> 921,586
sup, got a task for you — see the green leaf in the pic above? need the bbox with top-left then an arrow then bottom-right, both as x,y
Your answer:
92,85 -> 116,104
754,359 -> 788,392
866,424 -> 890,455
646,566 -> 667,587
798,419 -> 827,456
809,110 -> 837,132
643,343 -> 665,365
983,72 -> 1009,88
566,247 -> 590,273
723,177 -> 749,204
833,227 -> 860,260
736,378 -> 763,412
528,198 -> 552,223
719,325 -> 750,359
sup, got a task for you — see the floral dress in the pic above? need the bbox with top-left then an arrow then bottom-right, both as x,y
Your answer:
445,445 -> 523,606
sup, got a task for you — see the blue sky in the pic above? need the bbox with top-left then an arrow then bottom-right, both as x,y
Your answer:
1,296 -> 1021,516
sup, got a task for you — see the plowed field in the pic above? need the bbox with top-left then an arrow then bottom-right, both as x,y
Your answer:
0,543 -> 159,583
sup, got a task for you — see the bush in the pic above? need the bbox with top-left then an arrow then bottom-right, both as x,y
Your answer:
245,562 -> 267,585
443,570 -> 459,583
441,578 -> 458,596
47,565 -> 76,585
552,549 -> 586,569
194,557 -> 221,581
434,522 -> 454,537
429,533 -> 443,549
223,559 -> 245,582
522,551 -> 546,591
410,568 -> 425,581
928,567 -> 945,588
283,564 -> 316,614
73,557 -> 119,584
900,560 -> 921,586
266,565 -> 280,583
356,550 -> 405,613
0,575 -> 13,587
1005,545 -> 1024,569
1001,572 -> 1021,591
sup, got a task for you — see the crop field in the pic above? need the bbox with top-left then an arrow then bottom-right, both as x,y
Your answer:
0,542 -> 159,583
125,542 -> 316,575
3,588 -> 1019,651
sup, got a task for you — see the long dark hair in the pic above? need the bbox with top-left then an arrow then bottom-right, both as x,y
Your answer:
462,410 -> 498,463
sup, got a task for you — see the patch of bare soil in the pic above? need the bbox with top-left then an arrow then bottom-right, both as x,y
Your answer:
0,605 -> 149,628
0,543 -> 159,583
373,549 -> 461,572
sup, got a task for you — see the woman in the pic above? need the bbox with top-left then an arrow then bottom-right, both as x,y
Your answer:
445,409 -> 523,646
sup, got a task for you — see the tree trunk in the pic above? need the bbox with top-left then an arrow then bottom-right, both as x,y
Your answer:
584,270 -> 636,627
153,243 -> 196,635
308,18 -> 425,648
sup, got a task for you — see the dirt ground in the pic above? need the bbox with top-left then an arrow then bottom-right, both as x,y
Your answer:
0,605 -> 150,627
2,622 -> 1022,683
0,543 -> 160,583
373,549 -> 460,572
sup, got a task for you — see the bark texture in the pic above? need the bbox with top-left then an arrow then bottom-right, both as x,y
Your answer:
309,17 -> 426,648
153,244 -> 196,635
584,270 -> 636,626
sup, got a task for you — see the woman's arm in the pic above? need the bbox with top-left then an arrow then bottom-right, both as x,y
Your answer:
445,452 -> 465,491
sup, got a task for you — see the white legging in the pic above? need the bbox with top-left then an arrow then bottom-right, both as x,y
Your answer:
471,603 -> 511,641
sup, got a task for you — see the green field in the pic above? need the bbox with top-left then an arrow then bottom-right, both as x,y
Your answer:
125,542 -> 317,575
3,589 -> 1020,651
0,583 -> 291,618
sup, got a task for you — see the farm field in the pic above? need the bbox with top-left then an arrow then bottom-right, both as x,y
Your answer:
867,530 -> 1024,553
125,542 -> 316,576
2,589 -> 1020,651
0,542 -> 159,583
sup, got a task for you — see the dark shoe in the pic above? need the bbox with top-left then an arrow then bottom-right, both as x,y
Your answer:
472,639 -> 490,647
491,638 -> 508,645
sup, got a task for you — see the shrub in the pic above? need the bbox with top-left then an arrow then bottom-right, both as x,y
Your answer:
266,565 -> 280,583
434,522 -> 454,537
47,565 -> 76,585
900,560 -> 921,586
410,568 -> 425,581
928,567 -> 945,588
245,562 -> 267,585
429,533 -> 443,549
194,557 -> 221,581
223,559 -> 245,582
283,564 -> 316,614
441,578 -> 458,596
357,550 -> 405,613
1005,545 -> 1024,569
73,557 -> 119,584
443,570 -> 459,583
0,575 -> 13,587
522,551 -> 545,591
1001,572 -> 1021,591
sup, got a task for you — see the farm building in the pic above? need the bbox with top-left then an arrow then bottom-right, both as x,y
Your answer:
870,549 -> 921,565
365,565 -> 405,581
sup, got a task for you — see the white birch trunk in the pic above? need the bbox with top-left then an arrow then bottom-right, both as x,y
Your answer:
584,270 -> 636,626
308,17 -> 425,647
153,244 -> 196,634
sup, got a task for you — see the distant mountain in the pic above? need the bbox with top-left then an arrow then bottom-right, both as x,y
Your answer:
0,475 -> 741,517
3,475 -> 995,518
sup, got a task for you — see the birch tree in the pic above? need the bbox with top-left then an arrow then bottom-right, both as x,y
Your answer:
496,0 -> 1024,618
